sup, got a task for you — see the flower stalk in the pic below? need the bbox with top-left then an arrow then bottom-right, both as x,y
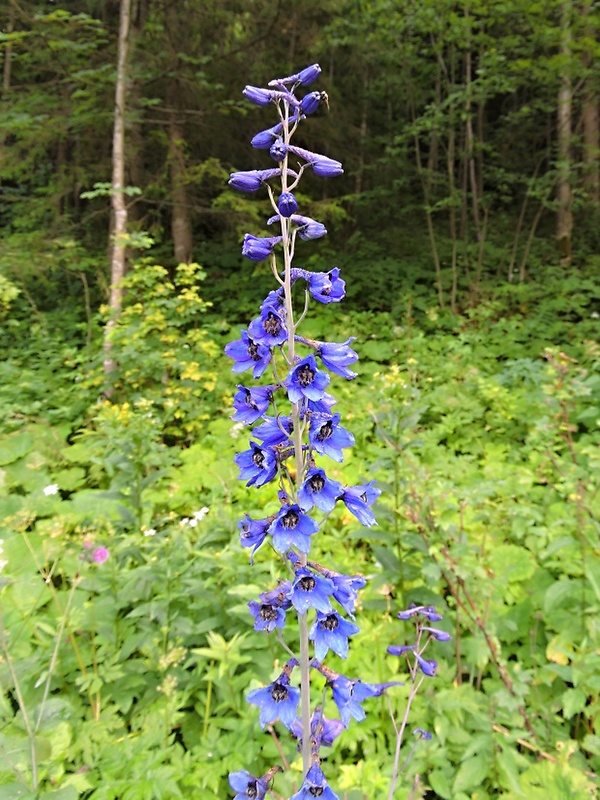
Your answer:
226,64 -> 449,800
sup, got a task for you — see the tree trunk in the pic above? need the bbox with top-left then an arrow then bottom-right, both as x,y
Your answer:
2,5 -> 14,97
556,0 -> 573,264
581,0 -> 599,206
168,109 -> 193,264
103,0 -> 131,386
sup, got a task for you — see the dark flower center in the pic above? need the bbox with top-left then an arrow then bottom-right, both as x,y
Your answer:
321,614 -> 339,631
309,788 -> 324,797
247,780 -> 258,799
263,312 -> 282,335
271,682 -> 290,702
247,339 -> 260,361
243,389 -> 258,410
252,448 -> 265,468
298,575 -> 316,592
282,510 -> 299,529
297,364 -> 315,386
308,474 -> 325,493
259,604 -> 278,621
317,420 -> 333,441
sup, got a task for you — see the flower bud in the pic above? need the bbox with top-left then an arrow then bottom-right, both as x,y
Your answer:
297,63 -> 322,85
242,234 -> 283,262
229,168 -> 284,192
270,138 -> 287,162
251,122 -> 283,149
300,91 -> 321,115
312,158 -> 344,177
278,192 -> 298,217
243,85 -> 273,106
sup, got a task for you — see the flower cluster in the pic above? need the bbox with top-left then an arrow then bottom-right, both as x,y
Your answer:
225,65 -> 449,799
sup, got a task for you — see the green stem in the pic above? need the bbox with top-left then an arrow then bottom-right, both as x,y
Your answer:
0,606 -> 38,790
280,98 -> 312,776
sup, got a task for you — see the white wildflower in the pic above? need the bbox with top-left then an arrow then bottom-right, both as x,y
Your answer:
144,528 -> 157,537
193,507 -> 209,521
43,484 -> 59,496
0,539 -> 6,574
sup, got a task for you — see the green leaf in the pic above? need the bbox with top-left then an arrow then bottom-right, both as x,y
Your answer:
0,785 -> 36,800
453,755 -> 491,793
0,432 -> 34,465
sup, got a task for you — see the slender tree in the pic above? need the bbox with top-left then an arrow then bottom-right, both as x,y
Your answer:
556,0 -> 573,264
103,0 -> 132,385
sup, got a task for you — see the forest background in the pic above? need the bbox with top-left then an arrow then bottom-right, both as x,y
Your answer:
0,1 -> 599,799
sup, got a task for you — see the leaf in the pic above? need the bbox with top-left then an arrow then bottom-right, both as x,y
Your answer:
428,769 -> 453,799
0,432 -> 34,466
0,786 -> 36,800
489,544 -> 536,584
370,544 -> 400,574
39,788 -> 79,800
453,755 -> 491,794
561,687 -> 587,719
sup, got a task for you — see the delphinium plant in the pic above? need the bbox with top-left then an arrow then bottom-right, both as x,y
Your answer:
225,64 -> 449,800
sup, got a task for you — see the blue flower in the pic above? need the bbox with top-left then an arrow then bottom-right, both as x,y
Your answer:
290,707 -> 344,748
293,215 -> 327,240
287,567 -> 334,614
248,598 -> 287,632
242,234 -> 283,262
317,338 -> 358,378
253,414 -> 293,447
251,121 -> 284,148
247,672 -> 300,730
312,157 -> 344,177
297,468 -> 342,513
269,138 -> 287,162
248,304 -> 288,346
243,85 -> 274,106
300,91 -> 322,115
297,63 -> 322,85
248,581 -> 292,632
322,570 -> 366,617
228,770 -> 268,800
238,514 -> 272,556
341,481 -> 381,527
290,764 -> 339,800
414,652 -> 438,677
232,384 -> 276,424
307,391 -> 337,415
329,676 -> 380,727
284,355 -> 330,403
329,676 -> 398,727
269,504 -> 319,554
309,413 -> 355,462
287,145 -> 343,177
225,331 -> 272,378
310,611 -> 360,661
234,442 -> 277,487
243,86 -> 299,107
397,605 -> 443,622
422,626 -> 452,642
278,192 -> 298,217
387,644 -> 416,656
269,63 -> 321,87
229,168 -> 282,192
414,727 -> 433,740
306,268 -> 345,303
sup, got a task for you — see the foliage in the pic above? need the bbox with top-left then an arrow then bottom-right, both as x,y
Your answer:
1,285 -> 599,797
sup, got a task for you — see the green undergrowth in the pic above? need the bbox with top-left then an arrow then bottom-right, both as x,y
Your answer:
0,265 -> 598,799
